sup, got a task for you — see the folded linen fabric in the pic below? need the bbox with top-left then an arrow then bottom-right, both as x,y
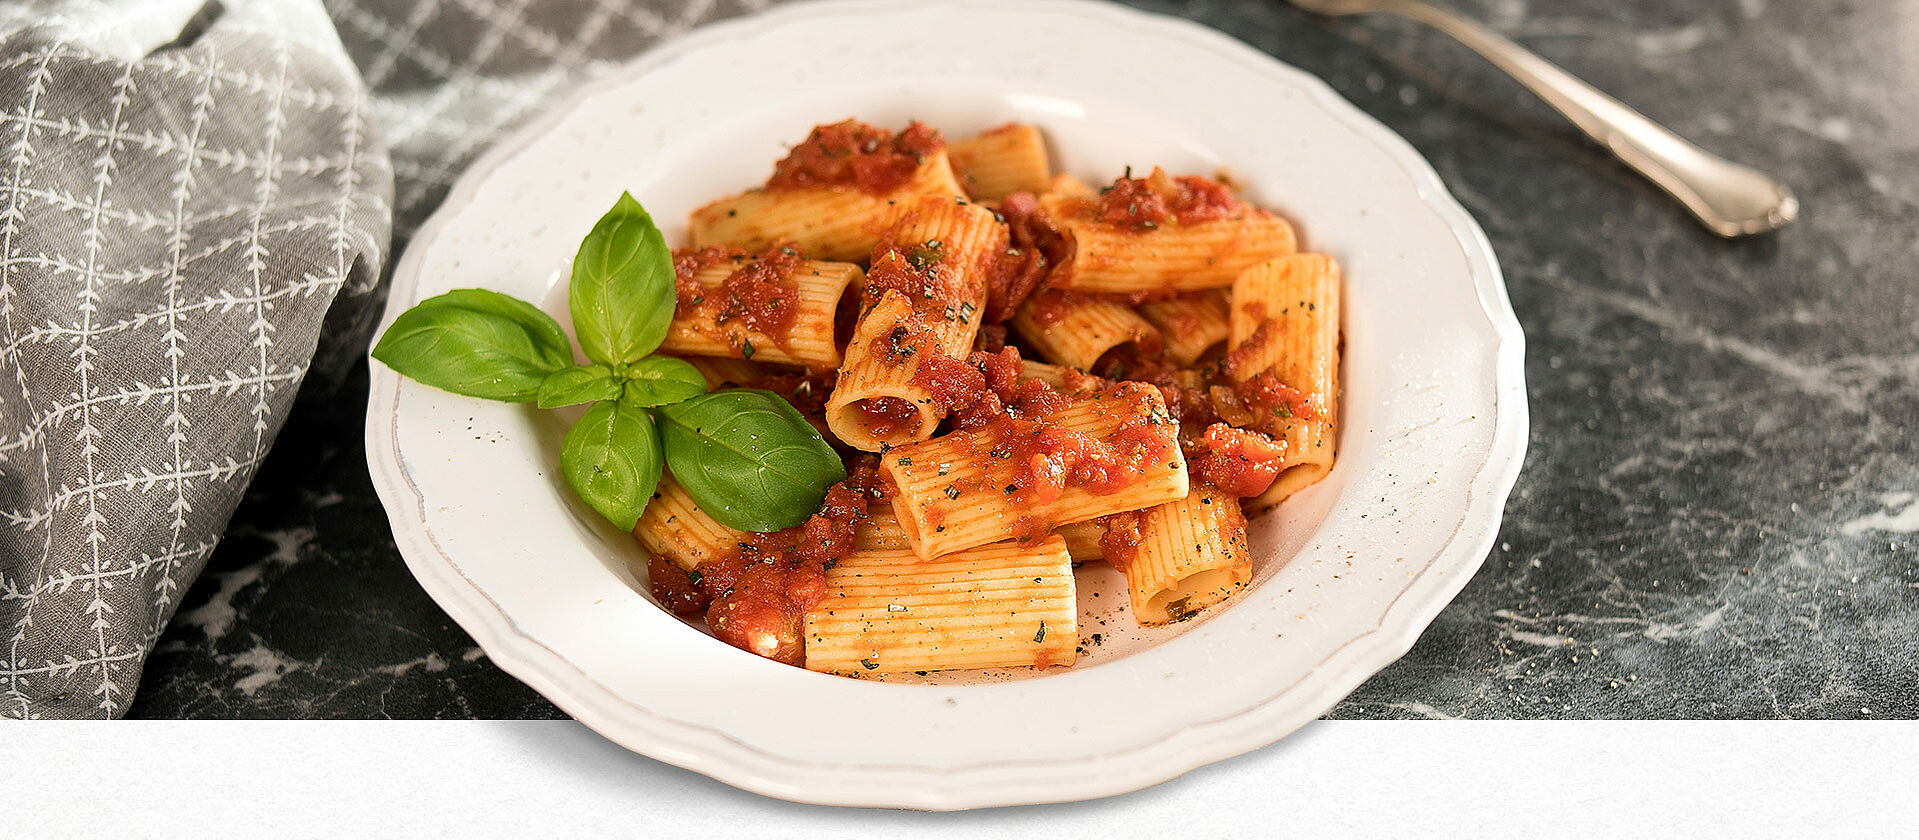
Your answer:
0,0 -> 392,718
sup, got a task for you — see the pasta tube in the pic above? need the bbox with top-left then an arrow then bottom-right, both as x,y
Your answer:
1103,484 -> 1253,626
1055,519 -> 1105,564
1017,360 -> 1105,394
1010,291 -> 1162,371
633,476 -> 748,573
803,537 -> 1077,674
853,508 -> 912,552
880,383 -> 1188,559
1228,254 -> 1341,510
824,198 -> 1005,451
689,152 -> 964,261
662,254 -> 863,367
1139,289 -> 1230,365
948,123 -> 1052,202
1041,169 -> 1295,292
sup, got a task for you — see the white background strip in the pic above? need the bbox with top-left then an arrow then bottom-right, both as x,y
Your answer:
5,720 -> 1913,836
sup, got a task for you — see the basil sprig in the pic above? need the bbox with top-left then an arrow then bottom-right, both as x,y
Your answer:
371,193 -> 844,532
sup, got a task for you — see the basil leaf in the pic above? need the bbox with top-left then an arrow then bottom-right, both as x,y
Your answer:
560,396 -> 663,531
371,288 -> 571,401
622,356 -> 708,407
536,364 -> 621,409
570,192 -> 674,366
657,389 -> 846,532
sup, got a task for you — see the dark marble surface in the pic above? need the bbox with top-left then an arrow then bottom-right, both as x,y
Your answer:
127,0 -> 1918,719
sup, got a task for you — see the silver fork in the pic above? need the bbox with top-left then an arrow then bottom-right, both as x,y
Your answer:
1289,0 -> 1797,238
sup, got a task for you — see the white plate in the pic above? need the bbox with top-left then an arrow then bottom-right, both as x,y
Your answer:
365,0 -> 1526,810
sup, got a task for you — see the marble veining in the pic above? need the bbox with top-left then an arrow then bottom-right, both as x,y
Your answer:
128,0 -> 1916,720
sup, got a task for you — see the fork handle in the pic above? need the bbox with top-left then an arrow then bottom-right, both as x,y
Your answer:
1378,0 -> 1796,237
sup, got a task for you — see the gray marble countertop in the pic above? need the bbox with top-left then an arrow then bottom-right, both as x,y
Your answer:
128,0 -> 1917,719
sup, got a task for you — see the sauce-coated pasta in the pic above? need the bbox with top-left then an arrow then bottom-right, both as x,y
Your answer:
635,119 -> 1342,677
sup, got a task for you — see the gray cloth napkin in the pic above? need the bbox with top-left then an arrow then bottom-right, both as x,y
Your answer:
1,0 -> 780,718
0,0 -> 391,719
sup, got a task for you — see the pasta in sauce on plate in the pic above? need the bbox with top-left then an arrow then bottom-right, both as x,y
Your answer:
636,118 -> 1342,677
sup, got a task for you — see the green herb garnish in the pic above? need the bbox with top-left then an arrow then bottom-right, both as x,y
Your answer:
372,193 -> 843,532
657,390 -> 845,532
906,239 -> 944,270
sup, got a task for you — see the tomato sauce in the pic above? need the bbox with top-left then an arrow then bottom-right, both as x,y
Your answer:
719,246 -> 801,338
986,191 -> 1070,322
851,396 -> 920,439
671,242 -> 803,354
1095,175 -> 1170,230
908,346 -> 1072,431
974,345 -> 1025,394
974,323 -> 1008,353
673,245 -> 746,311
1094,346 -> 1219,432
1188,423 -> 1287,498
910,351 -> 984,414
655,461 -> 891,664
961,383 -> 1175,517
734,368 -> 834,418
1233,370 -> 1317,423
1163,174 -> 1238,224
1004,375 -> 1073,421
647,555 -> 707,617
1084,168 -> 1242,233
868,316 -> 938,368
765,119 -> 943,194
1095,509 -> 1146,573
865,240 -> 970,310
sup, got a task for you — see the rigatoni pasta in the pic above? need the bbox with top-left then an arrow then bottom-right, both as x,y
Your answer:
879,383 -> 1188,559
1055,519 -> 1105,564
1228,253 -> 1341,510
853,507 -> 912,552
822,292 -> 942,448
1041,167 -> 1296,292
803,537 -> 1077,674
663,248 -> 863,367
689,120 -> 965,260
1102,483 -> 1253,626
1010,291 -> 1162,371
824,196 -> 1005,451
633,476 -> 748,573
687,161 -> 962,260
675,355 -> 767,390
947,123 -> 1053,202
629,117 -> 1345,679
1139,290 -> 1231,366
